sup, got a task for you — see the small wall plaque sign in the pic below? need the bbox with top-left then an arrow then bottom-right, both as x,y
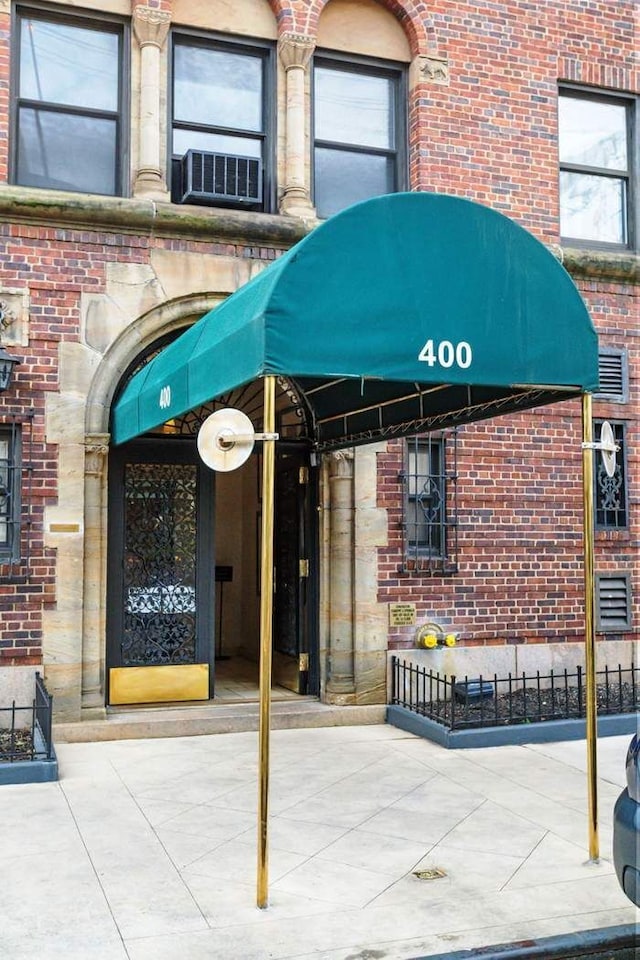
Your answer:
389,603 -> 417,626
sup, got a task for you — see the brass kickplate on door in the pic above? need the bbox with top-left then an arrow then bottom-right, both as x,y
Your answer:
413,867 -> 447,881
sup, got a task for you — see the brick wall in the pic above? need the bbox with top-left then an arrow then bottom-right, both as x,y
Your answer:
380,277 -> 638,650
0,220 -> 282,664
0,0 -> 637,671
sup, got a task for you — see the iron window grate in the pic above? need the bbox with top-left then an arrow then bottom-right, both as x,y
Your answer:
594,420 -> 627,528
401,432 -> 457,575
0,411 -> 34,579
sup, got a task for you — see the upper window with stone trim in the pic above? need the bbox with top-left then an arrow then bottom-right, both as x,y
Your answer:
12,7 -> 127,196
559,87 -> 636,249
313,54 -> 406,219
170,33 -> 275,212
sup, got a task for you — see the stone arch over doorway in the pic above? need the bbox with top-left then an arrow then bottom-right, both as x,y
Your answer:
80,294 -> 226,717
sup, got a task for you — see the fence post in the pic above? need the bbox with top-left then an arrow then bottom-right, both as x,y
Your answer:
450,675 -> 456,729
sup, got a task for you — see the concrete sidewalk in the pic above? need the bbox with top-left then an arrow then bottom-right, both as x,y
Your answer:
1,725 -> 637,959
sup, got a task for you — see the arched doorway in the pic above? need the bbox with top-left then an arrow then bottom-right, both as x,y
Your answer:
106,346 -> 318,707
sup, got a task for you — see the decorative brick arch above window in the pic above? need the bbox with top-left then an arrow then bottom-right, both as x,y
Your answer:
269,0 -> 438,57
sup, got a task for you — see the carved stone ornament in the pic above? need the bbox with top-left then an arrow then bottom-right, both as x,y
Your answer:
278,33 -> 316,71
133,6 -> 171,48
414,55 -> 450,86
0,288 -> 28,345
84,435 -> 110,477
328,448 -> 355,479
0,299 -> 17,338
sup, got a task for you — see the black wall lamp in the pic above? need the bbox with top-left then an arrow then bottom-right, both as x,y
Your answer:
0,344 -> 20,392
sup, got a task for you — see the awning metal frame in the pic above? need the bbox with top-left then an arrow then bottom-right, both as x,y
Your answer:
108,193 -> 603,906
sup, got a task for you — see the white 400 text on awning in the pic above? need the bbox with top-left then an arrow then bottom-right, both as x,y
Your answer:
418,339 -> 472,369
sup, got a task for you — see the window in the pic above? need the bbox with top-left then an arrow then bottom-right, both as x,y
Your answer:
13,8 -> 126,196
313,55 -> 406,219
402,434 -> 457,574
171,34 -> 274,210
0,425 -> 21,563
559,88 -> 635,247
594,420 -> 627,529
596,573 -> 632,632
595,348 -> 629,403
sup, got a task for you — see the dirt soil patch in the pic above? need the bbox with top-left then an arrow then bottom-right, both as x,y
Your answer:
421,681 -> 638,730
0,729 -> 35,761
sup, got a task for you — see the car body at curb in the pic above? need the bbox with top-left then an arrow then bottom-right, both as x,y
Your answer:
613,734 -> 640,907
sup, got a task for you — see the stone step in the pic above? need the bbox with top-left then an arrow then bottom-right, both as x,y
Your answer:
53,699 -> 387,743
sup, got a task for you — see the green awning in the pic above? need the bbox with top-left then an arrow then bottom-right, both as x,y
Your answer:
112,193 -> 599,449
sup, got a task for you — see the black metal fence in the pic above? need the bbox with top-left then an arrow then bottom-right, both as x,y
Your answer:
0,672 -> 54,762
390,656 -> 639,731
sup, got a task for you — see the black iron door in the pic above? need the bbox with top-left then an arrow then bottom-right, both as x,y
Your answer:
107,439 -> 215,704
272,446 -> 317,694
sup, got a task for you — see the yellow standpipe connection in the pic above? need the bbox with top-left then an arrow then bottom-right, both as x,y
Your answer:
415,624 -> 457,649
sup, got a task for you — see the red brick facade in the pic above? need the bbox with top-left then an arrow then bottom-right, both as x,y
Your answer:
0,0 -> 636,703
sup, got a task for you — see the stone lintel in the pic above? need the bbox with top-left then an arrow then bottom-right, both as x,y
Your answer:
561,247 -> 639,283
0,186 -> 310,248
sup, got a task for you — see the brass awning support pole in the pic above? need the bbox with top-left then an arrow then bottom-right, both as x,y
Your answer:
582,392 -> 599,861
257,375 -> 276,907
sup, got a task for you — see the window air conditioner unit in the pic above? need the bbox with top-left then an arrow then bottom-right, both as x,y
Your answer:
178,149 -> 263,207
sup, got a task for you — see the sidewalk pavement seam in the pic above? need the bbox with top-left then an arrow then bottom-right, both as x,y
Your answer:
363,797 -> 490,909
498,829 -> 548,892
108,752 -> 213,931
58,770 -> 133,959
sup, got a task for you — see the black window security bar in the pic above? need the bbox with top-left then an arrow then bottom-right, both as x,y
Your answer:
401,431 -> 457,575
0,411 -> 34,581
0,672 -> 54,762
390,656 -> 639,731
594,420 -> 627,528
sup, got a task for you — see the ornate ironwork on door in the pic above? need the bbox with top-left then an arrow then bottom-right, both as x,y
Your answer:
122,462 -> 198,665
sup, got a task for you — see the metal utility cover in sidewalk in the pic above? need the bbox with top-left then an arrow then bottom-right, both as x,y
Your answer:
112,192 -> 599,447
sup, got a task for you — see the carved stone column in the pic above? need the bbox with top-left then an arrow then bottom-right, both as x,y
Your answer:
81,434 -> 110,717
326,450 -> 356,700
278,33 -> 317,219
133,5 -> 171,198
